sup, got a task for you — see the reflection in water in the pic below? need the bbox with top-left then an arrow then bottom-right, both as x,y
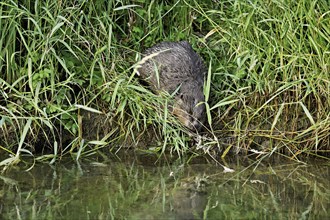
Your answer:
0,153 -> 329,219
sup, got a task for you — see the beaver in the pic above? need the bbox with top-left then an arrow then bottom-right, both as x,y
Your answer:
136,41 -> 206,131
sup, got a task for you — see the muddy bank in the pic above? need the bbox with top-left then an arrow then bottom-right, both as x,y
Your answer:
0,106 -> 329,158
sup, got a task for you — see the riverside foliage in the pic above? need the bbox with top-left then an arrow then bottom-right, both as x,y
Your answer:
0,0 -> 329,163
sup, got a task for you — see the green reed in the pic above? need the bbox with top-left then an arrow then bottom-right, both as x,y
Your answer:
0,0 -> 329,166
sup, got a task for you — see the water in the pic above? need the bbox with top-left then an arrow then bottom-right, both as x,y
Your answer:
0,152 -> 329,219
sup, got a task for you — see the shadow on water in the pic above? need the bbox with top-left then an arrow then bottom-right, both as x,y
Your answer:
0,152 -> 329,220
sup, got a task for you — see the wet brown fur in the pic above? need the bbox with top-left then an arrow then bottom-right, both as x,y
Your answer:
137,41 -> 206,131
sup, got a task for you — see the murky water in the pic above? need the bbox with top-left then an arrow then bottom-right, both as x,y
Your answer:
0,152 -> 329,220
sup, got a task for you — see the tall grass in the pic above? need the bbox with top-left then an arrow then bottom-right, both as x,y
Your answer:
0,0 -> 329,165
201,0 -> 330,158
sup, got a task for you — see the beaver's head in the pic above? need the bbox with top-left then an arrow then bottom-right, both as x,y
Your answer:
171,82 -> 206,132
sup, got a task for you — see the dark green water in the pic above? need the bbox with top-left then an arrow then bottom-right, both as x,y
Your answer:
0,152 -> 329,220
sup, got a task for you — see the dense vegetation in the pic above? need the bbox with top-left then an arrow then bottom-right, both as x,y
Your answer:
0,0 -> 329,165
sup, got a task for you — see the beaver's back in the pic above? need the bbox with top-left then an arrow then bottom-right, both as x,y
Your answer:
137,41 -> 206,131
138,41 -> 205,93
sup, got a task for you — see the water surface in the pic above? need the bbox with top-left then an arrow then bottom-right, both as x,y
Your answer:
0,152 -> 329,219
